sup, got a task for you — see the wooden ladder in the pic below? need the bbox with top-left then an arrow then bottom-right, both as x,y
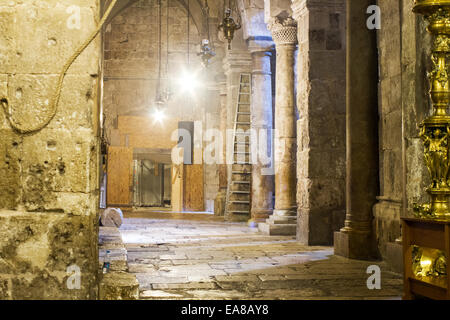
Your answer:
224,73 -> 252,222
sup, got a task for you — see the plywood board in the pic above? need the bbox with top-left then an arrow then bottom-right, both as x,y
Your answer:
183,164 -> 204,212
171,163 -> 183,212
107,146 -> 133,205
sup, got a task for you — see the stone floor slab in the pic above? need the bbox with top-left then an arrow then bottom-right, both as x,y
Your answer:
119,211 -> 403,300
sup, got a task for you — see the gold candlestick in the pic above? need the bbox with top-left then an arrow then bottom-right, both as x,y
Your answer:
413,0 -> 450,219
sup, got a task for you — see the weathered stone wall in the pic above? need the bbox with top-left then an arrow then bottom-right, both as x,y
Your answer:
373,0 -> 403,263
293,0 -> 346,245
374,0 -> 431,268
103,0 -> 225,211
0,0 -> 101,298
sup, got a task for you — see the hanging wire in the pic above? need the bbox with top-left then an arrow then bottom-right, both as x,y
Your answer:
187,0 -> 190,66
205,0 -> 214,50
157,0 -> 162,100
166,0 -> 170,98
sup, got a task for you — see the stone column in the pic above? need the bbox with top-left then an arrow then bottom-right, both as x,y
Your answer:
248,40 -> 275,224
292,0 -> 346,245
215,81 -> 228,216
259,17 -> 298,235
334,0 -> 379,259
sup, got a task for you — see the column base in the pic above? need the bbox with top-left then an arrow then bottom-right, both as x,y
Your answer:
258,209 -> 297,236
334,230 -> 374,260
250,208 -> 273,226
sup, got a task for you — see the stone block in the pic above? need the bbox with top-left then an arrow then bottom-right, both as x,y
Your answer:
334,230 -> 376,260
0,210 -> 98,299
258,221 -> 296,236
0,130 -> 22,210
99,272 -> 139,300
297,207 -> 334,245
325,30 -> 342,50
309,29 -> 325,50
0,1 -> 100,75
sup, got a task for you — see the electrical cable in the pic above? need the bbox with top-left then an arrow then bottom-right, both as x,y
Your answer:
187,0 -> 190,66
0,0 -> 118,134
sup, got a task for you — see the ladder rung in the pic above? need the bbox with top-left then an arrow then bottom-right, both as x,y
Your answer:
234,151 -> 250,154
232,171 -> 251,175
231,200 -> 250,204
237,112 -> 250,115
232,181 -> 250,184
231,190 -> 250,194
228,210 -> 250,214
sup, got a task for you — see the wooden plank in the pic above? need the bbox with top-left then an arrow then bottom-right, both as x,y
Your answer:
408,221 -> 445,250
183,164 -> 204,211
410,279 -> 447,300
402,220 -> 413,300
107,146 -> 133,206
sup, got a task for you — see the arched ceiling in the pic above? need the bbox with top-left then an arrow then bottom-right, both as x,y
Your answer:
104,0 -> 221,40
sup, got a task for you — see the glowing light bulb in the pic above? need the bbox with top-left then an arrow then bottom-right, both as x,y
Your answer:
177,69 -> 200,94
152,108 -> 166,124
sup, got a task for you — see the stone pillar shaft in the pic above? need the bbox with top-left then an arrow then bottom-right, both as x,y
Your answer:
250,48 -> 275,223
273,19 -> 297,215
334,0 -> 379,259
292,0 -> 346,245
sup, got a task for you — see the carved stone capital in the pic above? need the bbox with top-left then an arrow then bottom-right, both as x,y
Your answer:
268,16 -> 298,46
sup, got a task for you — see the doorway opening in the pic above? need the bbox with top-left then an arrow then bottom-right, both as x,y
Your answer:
133,160 -> 172,208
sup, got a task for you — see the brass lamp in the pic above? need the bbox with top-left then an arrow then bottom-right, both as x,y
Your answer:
218,8 -> 241,50
413,0 -> 450,219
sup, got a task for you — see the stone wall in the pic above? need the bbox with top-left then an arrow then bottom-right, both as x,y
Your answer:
0,0 -> 101,299
374,0 -> 431,269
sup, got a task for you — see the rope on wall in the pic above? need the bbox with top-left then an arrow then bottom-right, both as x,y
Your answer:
0,0 -> 118,135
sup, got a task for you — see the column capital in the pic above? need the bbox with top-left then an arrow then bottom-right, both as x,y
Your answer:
268,16 -> 298,47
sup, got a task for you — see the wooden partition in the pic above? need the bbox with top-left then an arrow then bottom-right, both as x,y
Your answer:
107,146 -> 133,206
183,164 -> 204,212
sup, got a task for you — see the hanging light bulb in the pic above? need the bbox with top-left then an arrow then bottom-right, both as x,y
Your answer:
197,0 -> 215,67
152,107 -> 166,124
177,68 -> 200,94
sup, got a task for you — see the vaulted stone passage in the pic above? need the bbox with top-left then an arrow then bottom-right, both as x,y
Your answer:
0,0 -> 433,300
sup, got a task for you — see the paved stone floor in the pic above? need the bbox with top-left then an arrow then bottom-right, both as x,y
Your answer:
119,211 -> 403,300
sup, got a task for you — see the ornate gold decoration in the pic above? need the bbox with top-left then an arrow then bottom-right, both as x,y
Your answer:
413,0 -> 450,219
218,8 -> 241,50
412,245 -> 447,278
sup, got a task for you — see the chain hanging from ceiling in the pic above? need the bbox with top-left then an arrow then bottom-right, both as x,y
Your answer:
154,0 -> 172,106
197,0 -> 216,67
